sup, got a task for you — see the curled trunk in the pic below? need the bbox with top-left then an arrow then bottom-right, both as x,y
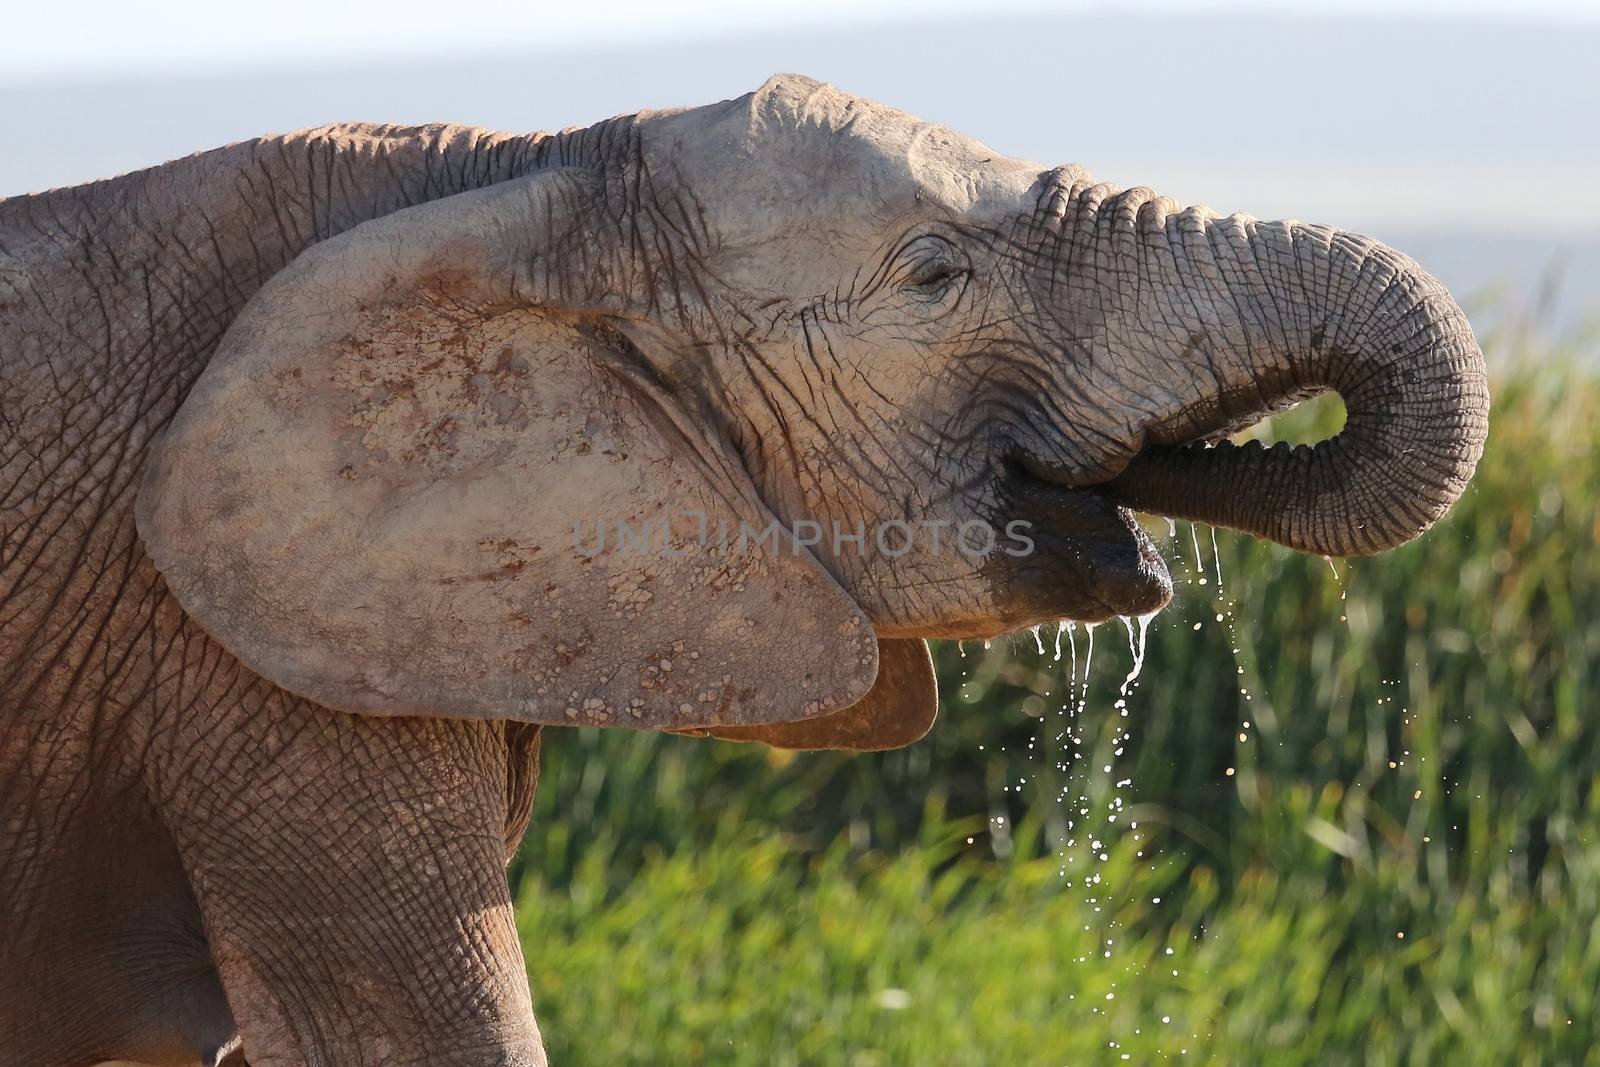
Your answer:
1081,197 -> 1489,556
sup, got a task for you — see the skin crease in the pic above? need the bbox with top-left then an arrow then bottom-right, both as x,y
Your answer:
0,75 -> 1485,1065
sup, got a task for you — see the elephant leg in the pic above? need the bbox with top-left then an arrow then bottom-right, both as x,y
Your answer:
0,767 -> 240,1066
152,688 -> 545,1067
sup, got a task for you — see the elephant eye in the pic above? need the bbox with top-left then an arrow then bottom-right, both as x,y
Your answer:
891,233 -> 970,306
903,258 -> 966,298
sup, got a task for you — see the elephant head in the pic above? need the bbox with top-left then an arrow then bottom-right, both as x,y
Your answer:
136,75 -> 1488,751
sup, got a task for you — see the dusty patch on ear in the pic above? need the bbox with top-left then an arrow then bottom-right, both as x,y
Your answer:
681,639 -> 936,752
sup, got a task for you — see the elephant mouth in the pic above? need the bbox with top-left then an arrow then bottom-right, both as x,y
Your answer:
990,457 -> 1173,627
996,384 -> 1307,624
996,394 -> 1291,625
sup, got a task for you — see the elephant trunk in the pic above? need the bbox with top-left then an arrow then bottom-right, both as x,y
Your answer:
1074,190 -> 1489,557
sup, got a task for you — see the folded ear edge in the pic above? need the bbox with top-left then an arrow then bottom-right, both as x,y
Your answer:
677,638 -> 936,752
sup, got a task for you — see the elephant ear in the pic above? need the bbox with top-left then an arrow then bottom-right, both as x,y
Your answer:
681,639 -> 936,751
136,169 -> 880,730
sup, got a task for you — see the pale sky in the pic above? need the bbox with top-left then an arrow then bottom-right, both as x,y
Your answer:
7,0 -> 1598,325
6,0 -> 1600,83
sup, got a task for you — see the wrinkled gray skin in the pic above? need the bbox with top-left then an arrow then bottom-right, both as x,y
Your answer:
0,75 -> 1487,1065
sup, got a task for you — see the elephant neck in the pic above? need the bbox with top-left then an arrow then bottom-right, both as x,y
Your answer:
2,121 -> 569,463
9,123 -> 553,368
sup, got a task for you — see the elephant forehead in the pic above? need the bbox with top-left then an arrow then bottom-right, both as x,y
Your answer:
646,75 -> 1040,236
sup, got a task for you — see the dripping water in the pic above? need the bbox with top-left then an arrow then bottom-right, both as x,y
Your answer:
1065,621 -> 1079,687
1324,555 -> 1349,621
1119,612 -> 1155,697
1075,622 -> 1098,717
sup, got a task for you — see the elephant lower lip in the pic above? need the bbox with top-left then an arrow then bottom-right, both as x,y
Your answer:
1080,499 -> 1173,620
995,461 -> 1173,623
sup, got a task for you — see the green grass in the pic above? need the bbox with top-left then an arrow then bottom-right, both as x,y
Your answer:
510,324 -> 1600,1065
516,822 -> 1600,1065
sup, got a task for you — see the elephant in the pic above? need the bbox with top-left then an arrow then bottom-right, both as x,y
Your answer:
0,73 -> 1487,1065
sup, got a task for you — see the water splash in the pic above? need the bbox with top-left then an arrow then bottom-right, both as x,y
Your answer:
1030,600 -> 1171,1039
